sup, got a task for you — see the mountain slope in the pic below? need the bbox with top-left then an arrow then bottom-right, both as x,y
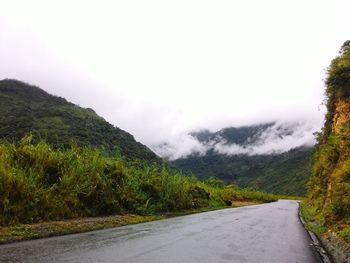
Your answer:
172,124 -> 313,196
0,79 -> 159,161
173,147 -> 312,196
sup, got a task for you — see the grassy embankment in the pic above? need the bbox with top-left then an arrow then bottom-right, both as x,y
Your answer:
300,201 -> 350,243
0,136 -> 284,244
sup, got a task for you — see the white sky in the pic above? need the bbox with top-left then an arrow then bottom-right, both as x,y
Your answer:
1,0 -> 349,155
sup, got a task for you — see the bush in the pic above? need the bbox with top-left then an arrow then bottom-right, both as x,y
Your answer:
0,137 -> 279,226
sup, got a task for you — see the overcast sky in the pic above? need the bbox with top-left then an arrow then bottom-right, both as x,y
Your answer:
1,0 -> 349,157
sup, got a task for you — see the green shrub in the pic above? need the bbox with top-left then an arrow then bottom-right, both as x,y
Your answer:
0,137 -> 279,226
339,227 -> 350,242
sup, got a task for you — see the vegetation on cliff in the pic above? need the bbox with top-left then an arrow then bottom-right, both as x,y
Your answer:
305,41 -> 350,241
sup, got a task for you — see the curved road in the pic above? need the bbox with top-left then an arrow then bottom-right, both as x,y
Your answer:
0,200 -> 322,263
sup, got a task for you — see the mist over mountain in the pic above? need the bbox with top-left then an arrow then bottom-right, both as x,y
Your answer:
154,121 -> 317,161
169,123 -> 315,195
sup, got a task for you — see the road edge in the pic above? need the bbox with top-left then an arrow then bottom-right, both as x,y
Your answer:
0,202 -> 264,245
298,203 -> 333,263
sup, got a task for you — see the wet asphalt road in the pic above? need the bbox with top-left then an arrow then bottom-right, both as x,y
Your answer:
0,200 -> 322,263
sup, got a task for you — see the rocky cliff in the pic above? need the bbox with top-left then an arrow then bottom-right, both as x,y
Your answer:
308,41 -> 350,224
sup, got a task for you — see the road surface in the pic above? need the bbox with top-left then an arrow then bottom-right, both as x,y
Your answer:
0,200 -> 322,263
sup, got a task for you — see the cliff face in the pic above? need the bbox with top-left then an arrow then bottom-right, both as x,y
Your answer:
324,98 -> 350,214
308,41 -> 350,223
332,98 -> 350,134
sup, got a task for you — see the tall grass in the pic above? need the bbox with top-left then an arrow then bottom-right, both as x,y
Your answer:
0,136 -> 279,226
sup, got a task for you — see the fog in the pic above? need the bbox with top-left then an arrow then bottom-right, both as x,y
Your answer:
1,0 -> 349,159
153,121 -> 318,160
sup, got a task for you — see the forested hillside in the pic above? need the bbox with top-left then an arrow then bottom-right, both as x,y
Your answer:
0,79 -> 158,162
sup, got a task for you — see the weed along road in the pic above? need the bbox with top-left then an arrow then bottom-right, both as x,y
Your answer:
0,200 -> 322,263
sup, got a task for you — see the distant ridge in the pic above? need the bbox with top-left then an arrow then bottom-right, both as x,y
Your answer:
0,79 -> 159,161
172,124 -> 313,196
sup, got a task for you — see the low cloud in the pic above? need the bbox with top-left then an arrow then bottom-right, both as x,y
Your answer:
152,134 -> 210,160
153,121 -> 319,160
214,122 -> 316,155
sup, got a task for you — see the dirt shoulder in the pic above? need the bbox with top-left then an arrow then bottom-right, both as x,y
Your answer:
0,201 -> 264,245
0,214 -> 163,245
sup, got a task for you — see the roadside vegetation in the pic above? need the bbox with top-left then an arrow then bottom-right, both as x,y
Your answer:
0,136 -> 281,231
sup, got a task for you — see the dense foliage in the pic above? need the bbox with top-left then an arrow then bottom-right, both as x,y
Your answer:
323,40 -> 350,138
306,41 -> 350,237
174,125 -> 312,196
0,79 -> 158,162
0,137 -> 278,226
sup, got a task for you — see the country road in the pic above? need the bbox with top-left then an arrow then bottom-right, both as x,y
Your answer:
0,200 -> 322,263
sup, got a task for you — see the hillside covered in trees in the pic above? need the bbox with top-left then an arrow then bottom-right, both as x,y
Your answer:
0,79 -> 158,162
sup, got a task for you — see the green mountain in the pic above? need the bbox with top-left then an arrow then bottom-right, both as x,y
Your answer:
172,124 -> 313,196
0,79 -> 158,162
